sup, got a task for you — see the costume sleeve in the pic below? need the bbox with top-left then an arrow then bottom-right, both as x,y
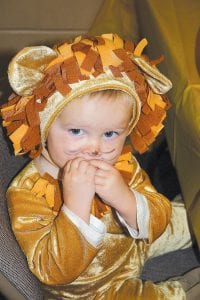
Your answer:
129,156 -> 172,243
116,190 -> 149,239
7,184 -> 98,285
62,204 -> 106,247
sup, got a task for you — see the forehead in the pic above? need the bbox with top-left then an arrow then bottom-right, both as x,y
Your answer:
57,91 -> 133,126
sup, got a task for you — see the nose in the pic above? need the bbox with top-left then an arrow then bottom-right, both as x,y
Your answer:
82,137 -> 101,157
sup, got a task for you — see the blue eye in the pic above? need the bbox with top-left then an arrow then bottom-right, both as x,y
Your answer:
104,131 -> 119,138
68,129 -> 83,136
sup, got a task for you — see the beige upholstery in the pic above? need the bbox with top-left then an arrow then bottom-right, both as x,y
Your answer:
0,125 -> 43,300
134,0 -> 200,248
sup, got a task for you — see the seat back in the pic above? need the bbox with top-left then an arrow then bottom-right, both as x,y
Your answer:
0,125 -> 43,300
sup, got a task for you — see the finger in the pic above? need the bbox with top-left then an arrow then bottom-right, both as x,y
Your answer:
70,157 -> 85,170
78,160 -> 90,173
94,176 -> 104,185
64,160 -> 73,173
90,159 -> 112,171
86,165 -> 96,177
95,169 -> 108,178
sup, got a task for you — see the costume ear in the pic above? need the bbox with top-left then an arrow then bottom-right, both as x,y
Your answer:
132,56 -> 172,94
8,46 -> 57,96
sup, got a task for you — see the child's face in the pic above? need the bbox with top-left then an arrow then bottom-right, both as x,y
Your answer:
47,92 -> 132,168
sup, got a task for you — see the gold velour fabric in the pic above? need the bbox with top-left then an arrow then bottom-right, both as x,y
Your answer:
7,151 -> 190,299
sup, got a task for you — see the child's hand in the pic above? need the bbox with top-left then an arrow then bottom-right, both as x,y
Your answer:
90,159 -> 137,229
90,160 -> 131,209
62,157 -> 96,223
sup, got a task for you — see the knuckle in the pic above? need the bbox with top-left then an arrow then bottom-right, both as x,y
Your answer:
80,160 -> 88,166
71,174 -> 79,182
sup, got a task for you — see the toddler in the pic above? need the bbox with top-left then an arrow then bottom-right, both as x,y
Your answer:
1,34 -> 197,299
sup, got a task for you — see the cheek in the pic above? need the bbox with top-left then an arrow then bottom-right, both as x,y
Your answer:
104,136 -> 127,159
47,130 -> 82,157
114,135 -> 127,150
47,135 -> 62,158
47,127 -> 66,155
